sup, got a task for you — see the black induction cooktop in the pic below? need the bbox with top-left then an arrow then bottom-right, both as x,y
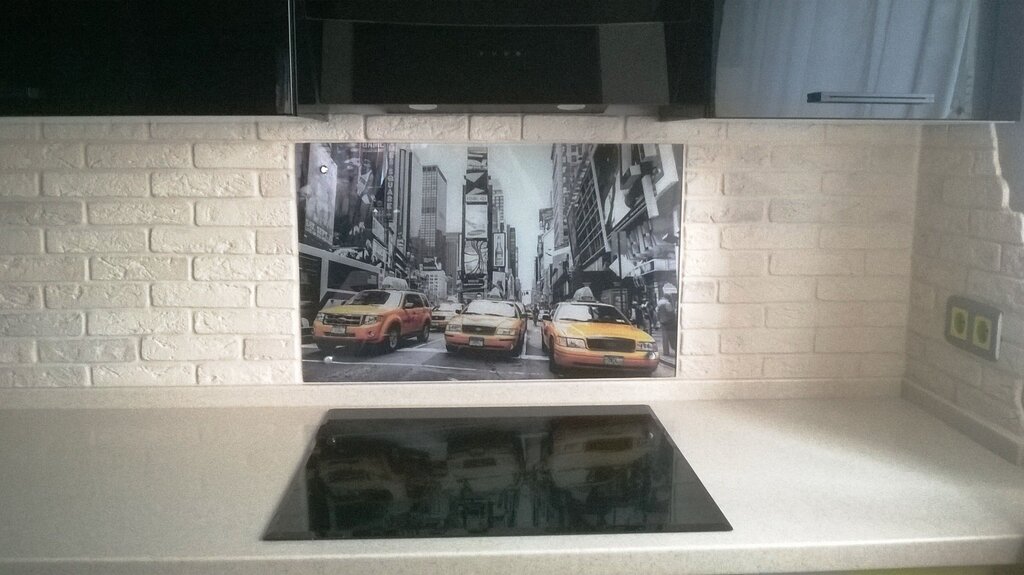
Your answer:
264,405 -> 731,540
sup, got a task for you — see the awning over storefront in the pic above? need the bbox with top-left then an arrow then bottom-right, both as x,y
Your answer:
630,257 -> 675,277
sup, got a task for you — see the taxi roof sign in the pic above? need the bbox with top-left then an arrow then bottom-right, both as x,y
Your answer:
572,286 -> 597,302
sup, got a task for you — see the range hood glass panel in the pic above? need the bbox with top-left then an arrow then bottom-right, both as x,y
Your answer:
302,0 -> 696,26
264,405 -> 732,540
346,24 -> 604,105
296,0 -> 713,110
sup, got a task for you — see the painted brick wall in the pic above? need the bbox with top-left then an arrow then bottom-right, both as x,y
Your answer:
0,116 -> 920,391
675,122 -> 918,388
903,124 -> 1024,465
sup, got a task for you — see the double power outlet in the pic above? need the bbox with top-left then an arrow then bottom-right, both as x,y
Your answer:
945,296 -> 1002,361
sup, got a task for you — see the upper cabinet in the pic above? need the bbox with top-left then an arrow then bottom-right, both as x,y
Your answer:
0,0 -> 295,116
713,0 -> 1023,120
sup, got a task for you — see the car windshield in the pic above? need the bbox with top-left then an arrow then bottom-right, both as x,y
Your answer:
553,303 -> 630,324
434,303 -> 462,312
346,290 -> 399,306
462,300 -> 518,318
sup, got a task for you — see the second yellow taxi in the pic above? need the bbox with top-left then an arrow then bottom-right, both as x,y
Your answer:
444,299 -> 527,357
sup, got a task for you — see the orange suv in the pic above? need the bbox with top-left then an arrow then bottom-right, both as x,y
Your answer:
313,289 -> 431,354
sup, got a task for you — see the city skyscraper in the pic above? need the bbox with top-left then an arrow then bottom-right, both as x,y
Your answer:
445,232 -> 462,278
550,144 -> 586,251
490,178 -> 505,233
396,146 -> 422,278
462,147 -> 491,300
508,226 -> 518,280
419,165 -> 447,267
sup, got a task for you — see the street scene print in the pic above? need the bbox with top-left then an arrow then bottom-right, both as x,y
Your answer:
297,143 -> 683,383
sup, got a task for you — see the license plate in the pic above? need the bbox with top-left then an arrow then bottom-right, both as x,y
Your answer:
603,355 -> 624,366
331,326 -> 347,335
469,337 -> 485,347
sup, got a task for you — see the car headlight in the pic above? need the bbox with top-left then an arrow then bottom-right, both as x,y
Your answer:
495,327 -> 517,336
636,341 -> 658,352
315,313 -> 326,323
446,323 -> 462,333
361,315 -> 380,325
557,336 -> 587,349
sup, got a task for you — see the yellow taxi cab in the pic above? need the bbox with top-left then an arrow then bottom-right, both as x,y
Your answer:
444,299 -> 526,357
541,301 -> 659,376
430,302 -> 463,331
546,416 -> 653,502
312,289 -> 431,354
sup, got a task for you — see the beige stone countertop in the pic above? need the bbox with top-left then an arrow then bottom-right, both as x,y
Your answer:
1,398 -> 1022,575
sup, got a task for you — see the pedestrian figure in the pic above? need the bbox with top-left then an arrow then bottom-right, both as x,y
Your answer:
656,293 -> 678,355
632,301 -> 648,333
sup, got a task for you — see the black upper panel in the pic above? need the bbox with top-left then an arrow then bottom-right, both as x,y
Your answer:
296,0 -> 714,112
264,405 -> 731,540
302,0 -> 698,26
0,0 -> 294,116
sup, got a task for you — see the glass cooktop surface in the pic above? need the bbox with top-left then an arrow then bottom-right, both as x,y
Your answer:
264,405 -> 731,540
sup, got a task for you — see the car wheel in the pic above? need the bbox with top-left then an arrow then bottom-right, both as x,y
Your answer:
417,322 -> 430,343
316,342 -> 335,354
540,334 -> 548,354
548,344 -> 562,375
511,336 -> 524,357
384,325 -> 401,353
446,343 -> 458,354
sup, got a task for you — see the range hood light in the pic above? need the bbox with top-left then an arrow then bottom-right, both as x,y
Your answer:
556,104 -> 587,111
408,104 -> 438,111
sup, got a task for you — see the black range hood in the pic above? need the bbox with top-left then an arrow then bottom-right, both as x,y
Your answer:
295,0 -> 714,116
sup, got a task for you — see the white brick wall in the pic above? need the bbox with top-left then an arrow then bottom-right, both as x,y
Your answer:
903,124 -> 1024,465
679,122 -> 918,386
0,116 -> 921,393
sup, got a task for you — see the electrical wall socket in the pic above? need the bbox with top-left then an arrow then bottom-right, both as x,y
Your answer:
944,296 -> 1002,361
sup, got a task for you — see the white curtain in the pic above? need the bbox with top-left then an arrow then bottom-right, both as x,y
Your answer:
715,0 -> 978,118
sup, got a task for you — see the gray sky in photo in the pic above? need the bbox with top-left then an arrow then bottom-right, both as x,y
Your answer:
411,144 -> 554,294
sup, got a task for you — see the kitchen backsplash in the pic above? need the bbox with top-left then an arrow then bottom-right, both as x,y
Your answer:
904,125 -> 1024,465
0,115 -> 921,393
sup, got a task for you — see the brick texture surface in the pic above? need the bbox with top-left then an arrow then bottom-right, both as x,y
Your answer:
903,125 -> 1024,464
0,117 -> 928,399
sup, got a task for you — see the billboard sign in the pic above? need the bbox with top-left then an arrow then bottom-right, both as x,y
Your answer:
464,204 -> 488,240
302,144 -> 337,249
385,144 -> 397,228
464,240 -> 488,274
302,143 -> 391,250
492,232 -> 506,269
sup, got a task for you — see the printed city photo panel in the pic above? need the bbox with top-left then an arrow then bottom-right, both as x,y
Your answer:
296,143 -> 683,383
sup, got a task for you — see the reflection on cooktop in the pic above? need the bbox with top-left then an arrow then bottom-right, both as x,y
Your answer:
263,405 -> 731,540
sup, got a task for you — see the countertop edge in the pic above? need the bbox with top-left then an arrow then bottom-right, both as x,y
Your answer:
0,537 -> 1021,575
0,377 -> 900,409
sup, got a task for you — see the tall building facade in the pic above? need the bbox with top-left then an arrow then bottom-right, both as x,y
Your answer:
461,147 -> 491,301
567,144 -> 609,272
421,270 -> 448,304
395,146 -> 423,279
490,178 -> 505,233
533,208 -> 554,307
550,144 -> 585,251
419,165 -> 447,268
508,226 -> 518,283
444,232 -> 461,278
